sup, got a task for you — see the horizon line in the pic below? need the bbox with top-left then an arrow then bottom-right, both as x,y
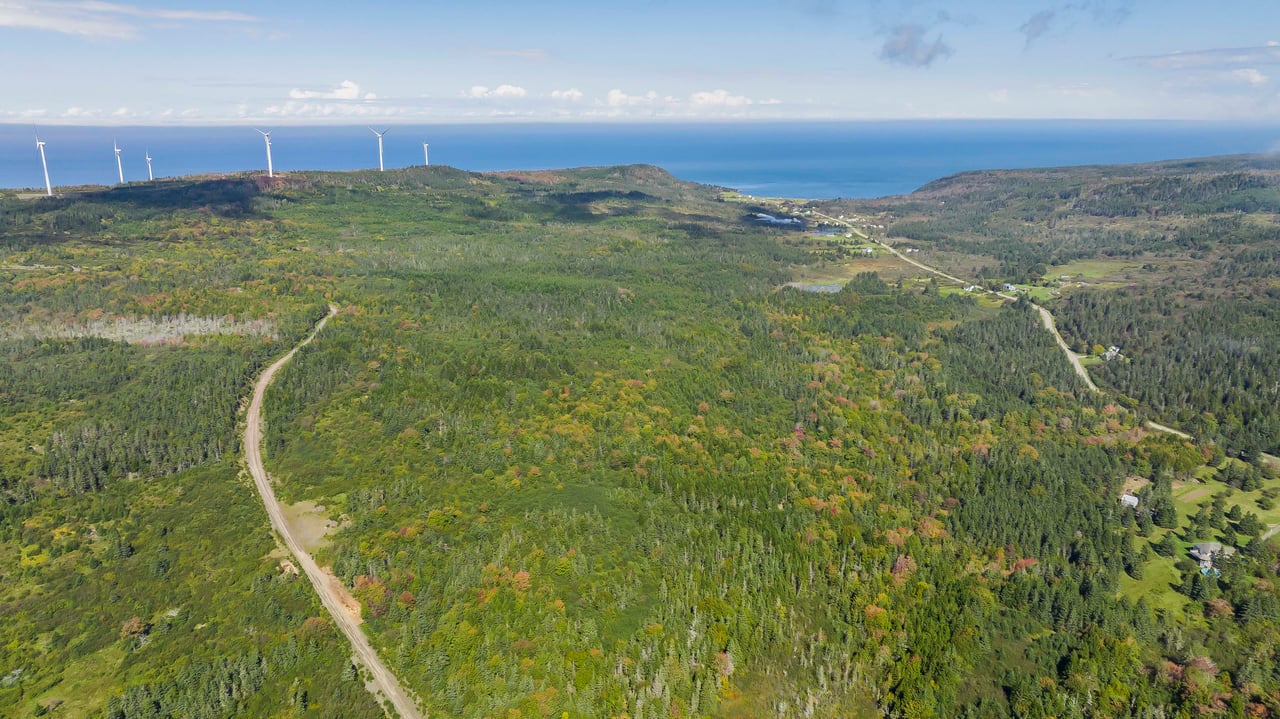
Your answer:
7,117 -> 1280,129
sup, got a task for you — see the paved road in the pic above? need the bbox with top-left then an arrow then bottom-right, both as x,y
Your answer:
811,211 -> 970,284
244,306 -> 422,719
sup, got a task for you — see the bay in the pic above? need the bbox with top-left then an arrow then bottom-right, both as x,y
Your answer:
2,120 -> 1278,199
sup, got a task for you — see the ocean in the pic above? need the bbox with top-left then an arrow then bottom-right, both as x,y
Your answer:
3,121 -> 1278,199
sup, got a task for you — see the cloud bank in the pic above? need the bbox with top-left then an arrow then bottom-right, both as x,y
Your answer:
290,80 -> 376,101
467,84 -> 528,99
0,0 -> 256,39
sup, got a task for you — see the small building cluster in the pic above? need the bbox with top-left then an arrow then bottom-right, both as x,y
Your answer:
1190,541 -> 1235,573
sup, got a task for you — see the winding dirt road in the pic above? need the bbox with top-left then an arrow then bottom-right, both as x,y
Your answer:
806,208 -> 1280,532
1032,305 -> 1100,393
244,305 -> 422,719
809,208 -> 1280,462
808,209 -> 1099,391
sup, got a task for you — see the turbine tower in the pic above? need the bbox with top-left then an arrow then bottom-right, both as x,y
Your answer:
255,129 -> 274,178
34,130 -> 52,196
423,142 -> 429,167
114,140 -> 124,184
145,149 -> 154,181
370,127 -> 387,171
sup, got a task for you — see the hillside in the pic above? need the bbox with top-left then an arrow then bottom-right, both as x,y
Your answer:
819,155 -> 1280,459
2,162 -> 1279,718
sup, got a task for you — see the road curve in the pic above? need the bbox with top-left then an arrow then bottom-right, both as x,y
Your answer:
1144,420 -> 1192,440
807,209 -> 1100,392
1032,304 -> 1100,393
243,305 -> 422,719
807,209 -> 1280,527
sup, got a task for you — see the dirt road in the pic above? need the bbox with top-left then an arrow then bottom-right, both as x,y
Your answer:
243,305 -> 422,719
1145,420 -> 1192,440
808,209 -> 1100,391
1033,305 -> 1100,393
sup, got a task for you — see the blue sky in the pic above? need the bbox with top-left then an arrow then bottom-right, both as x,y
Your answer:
3,0 -> 1279,124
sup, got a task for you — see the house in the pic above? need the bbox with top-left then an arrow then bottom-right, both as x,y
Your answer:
1190,541 -> 1236,570
1120,494 -> 1139,508
964,285 -> 980,292
1003,283 -> 1018,292
1103,346 -> 1122,361
859,247 -> 874,255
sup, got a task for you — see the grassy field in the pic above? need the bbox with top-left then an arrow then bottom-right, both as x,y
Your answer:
1120,461 -> 1280,616
1047,259 -> 1147,281
1172,476 -> 1280,534
788,254 -> 923,284
1021,285 -> 1060,302
1118,553 -> 1190,621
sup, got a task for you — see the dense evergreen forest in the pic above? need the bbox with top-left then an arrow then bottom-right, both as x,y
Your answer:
2,159 -> 1279,718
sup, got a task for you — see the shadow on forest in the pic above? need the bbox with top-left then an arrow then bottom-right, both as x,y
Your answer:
0,178 -> 270,247
546,189 -> 651,222
79,178 -> 267,217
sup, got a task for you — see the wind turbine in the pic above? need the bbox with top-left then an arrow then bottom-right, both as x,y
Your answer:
423,141 -> 429,167
369,127 -> 387,171
113,140 -> 124,184
145,149 -> 154,181
34,130 -> 52,196
255,129 -> 274,177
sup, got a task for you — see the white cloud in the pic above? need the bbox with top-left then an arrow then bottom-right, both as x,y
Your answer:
467,84 -> 528,99
263,101 -> 400,119
551,88 -> 584,102
690,89 -> 752,108
290,80 -> 372,101
0,0 -> 256,39
606,89 -> 666,107
1229,68 -> 1269,86
1056,82 -> 1111,98
61,106 -> 102,118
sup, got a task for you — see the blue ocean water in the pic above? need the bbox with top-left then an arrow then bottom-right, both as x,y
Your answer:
2,121 -> 1278,199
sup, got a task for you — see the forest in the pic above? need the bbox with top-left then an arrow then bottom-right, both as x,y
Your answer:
1,158 -> 1279,718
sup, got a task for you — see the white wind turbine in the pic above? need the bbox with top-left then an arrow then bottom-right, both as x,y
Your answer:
255,129 -> 274,177
34,130 -> 52,196
370,127 -> 387,171
145,149 -> 154,181
113,140 -> 124,184
423,141 -> 429,167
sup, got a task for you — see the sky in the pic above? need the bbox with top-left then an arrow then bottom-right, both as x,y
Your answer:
3,0 -> 1280,124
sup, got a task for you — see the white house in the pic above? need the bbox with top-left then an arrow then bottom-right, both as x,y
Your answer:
1120,494 -> 1139,508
